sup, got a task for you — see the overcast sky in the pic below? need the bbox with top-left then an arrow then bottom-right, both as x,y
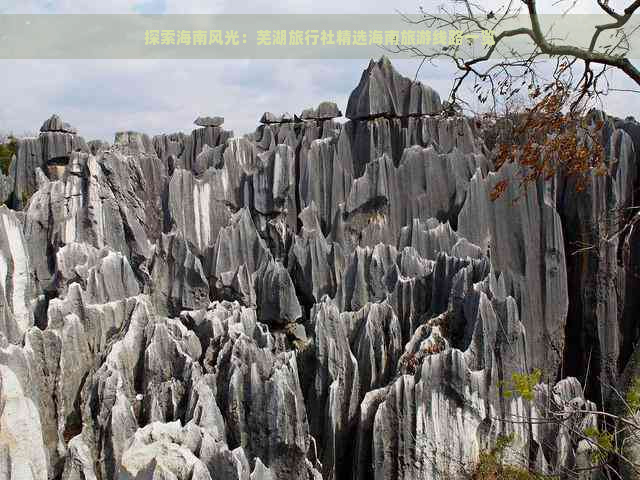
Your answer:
0,0 -> 637,141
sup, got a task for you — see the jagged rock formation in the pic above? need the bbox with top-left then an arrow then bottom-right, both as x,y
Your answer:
0,172 -> 12,205
8,114 -> 89,210
0,57 -> 638,480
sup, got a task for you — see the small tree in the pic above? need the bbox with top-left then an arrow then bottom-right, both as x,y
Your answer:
0,133 -> 17,175
394,0 -> 640,197
470,433 -> 550,479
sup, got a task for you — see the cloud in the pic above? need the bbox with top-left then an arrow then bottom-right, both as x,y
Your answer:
1,0 -> 422,14
1,0 -> 139,14
0,1 -> 637,141
0,57 -> 454,140
0,0 -> 630,14
0,56 -> 636,142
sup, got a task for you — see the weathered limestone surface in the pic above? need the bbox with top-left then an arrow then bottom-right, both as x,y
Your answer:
458,164 -> 568,378
0,206 -> 33,343
195,115 -> 225,127
150,231 -> 209,316
346,56 -> 441,120
301,101 -> 342,121
41,114 -> 77,134
0,171 -> 12,205
1,57 -> 637,480
9,114 -> 89,209
557,115 -> 638,401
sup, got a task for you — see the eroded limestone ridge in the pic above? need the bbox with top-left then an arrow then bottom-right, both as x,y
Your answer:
0,56 -> 639,480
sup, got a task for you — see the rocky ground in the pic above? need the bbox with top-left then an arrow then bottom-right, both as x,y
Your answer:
0,56 -> 639,480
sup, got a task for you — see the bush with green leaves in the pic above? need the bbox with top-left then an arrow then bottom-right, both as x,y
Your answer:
496,369 -> 640,477
470,433 -> 553,479
626,376 -> 640,415
0,135 -> 17,175
501,369 -> 542,401
583,426 -> 614,466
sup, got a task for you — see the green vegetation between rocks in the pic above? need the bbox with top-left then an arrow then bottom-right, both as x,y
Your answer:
470,434 -> 553,480
0,136 -> 17,175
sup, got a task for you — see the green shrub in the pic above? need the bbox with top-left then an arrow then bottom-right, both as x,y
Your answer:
502,369 -> 542,401
470,434 -> 554,479
626,376 -> 640,415
0,136 -> 17,175
583,426 -> 614,465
